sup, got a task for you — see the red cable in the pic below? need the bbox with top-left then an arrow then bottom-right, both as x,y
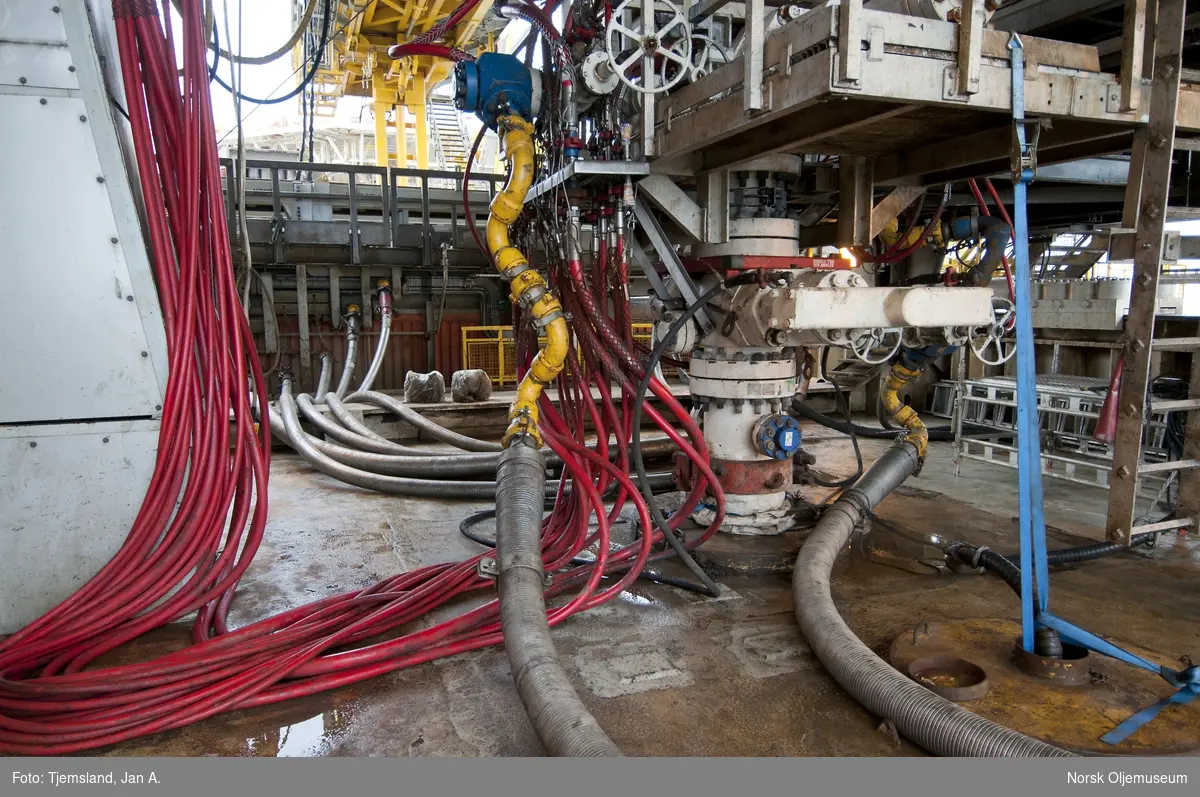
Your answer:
0,1 -> 726,754
967,178 -> 1015,301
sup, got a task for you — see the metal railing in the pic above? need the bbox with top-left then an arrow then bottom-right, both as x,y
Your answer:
220,158 -> 503,267
461,325 -> 657,386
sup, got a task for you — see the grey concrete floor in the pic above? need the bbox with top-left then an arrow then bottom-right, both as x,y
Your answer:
92,420 -> 1200,757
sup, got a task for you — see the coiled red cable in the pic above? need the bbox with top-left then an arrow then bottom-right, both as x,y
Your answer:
0,1 -> 723,755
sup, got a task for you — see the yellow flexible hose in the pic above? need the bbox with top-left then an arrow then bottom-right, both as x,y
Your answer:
488,114 -> 569,447
880,362 -> 929,459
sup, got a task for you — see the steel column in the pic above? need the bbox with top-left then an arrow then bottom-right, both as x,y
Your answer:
838,155 -> 873,246
373,100 -> 390,167
296,264 -> 312,389
743,0 -> 765,112
837,0 -> 862,86
397,106 -> 409,170
412,77 -> 429,170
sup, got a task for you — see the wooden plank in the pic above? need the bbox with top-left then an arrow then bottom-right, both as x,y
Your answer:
1106,0 -> 1187,544
1120,0 -> 1148,111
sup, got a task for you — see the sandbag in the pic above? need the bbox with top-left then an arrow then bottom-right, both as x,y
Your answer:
403,370 -> 446,403
450,369 -> 493,402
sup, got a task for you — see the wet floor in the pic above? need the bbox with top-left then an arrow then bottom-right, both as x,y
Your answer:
87,428 -> 1200,757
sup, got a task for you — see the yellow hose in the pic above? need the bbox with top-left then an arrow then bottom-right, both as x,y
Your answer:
879,362 -> 929,459
488,114 -> 569,447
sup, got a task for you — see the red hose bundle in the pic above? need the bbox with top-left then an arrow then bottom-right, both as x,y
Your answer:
0,0 -> 721,754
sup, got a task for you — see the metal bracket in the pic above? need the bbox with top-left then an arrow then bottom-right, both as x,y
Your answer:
941,68 -> 971,103
1011,119 -> 1043,182
637,175 -> 705,242
632,197 -> 715,334
476,557 -> 552,587
1009,35 -> 1041,184
835,0 -> 863,89
630,240 -> 674,303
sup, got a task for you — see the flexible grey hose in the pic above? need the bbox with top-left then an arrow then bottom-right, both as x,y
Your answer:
291,392 -> 678,465
348,390 -> 504,452
334,313 -> 360,400
358,312 -> 391,394
793,442 -> 1072,757
296,392 -> 418,455
324,393 -> 400,445
279,381 -> 511,498
314,353 -> 332,401
279,383 -> 675,495
496,443 -> 621,757
269,407 -> 503,477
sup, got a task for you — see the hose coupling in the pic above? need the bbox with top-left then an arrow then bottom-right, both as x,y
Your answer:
531,307 -> 565,329
500,260 -> 531,281
503,408 -> 542,448
514,283 -> 548,309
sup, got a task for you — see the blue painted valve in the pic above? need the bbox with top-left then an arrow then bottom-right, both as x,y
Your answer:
454,52 -> 537,129
753,414 -> 803,460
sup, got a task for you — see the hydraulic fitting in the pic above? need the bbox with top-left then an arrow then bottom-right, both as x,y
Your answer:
455,53 -> 540,129
375,280 -> 393,316
753,414 -> 804,460
485,113 -> 570,447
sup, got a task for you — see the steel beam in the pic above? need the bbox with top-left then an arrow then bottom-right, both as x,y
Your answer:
628,241 -> 672,301
297,264 -> 311,390
992,0 -> 1122,33
699,101 -> 912,172
837,0 -> 863,87
638,175 -> 705,242
744,0 -> 766,111
697,170 -> 730,244
869,184 -> 923,239
1106,0 -> 1187,544
632,197 -> 714,333
838,155 -> 873,246
330,268 -> 342,330
260,273 -> 278,354
875,120 -> 1135,185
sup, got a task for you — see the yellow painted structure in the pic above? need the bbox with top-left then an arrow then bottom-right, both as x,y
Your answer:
308,1 -> 495,169
460,325 -> 656,387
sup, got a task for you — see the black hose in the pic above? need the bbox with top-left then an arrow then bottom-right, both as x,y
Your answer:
794,442 -> 1070,756
792,399 -> 994,441
950,534 -> 1157,609
961,216 -> 1012,288
457,503 -> 712,595
211,0 -> 335,105
803,347 -> 865,489
631,273 -> 761,598
1003,532 -> 1157,566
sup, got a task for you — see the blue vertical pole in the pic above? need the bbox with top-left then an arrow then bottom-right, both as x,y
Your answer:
1009,35 -> 1050,652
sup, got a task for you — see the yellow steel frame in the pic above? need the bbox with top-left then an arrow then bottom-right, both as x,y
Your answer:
460,325 -> 657,387
303,1 -> 495,169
